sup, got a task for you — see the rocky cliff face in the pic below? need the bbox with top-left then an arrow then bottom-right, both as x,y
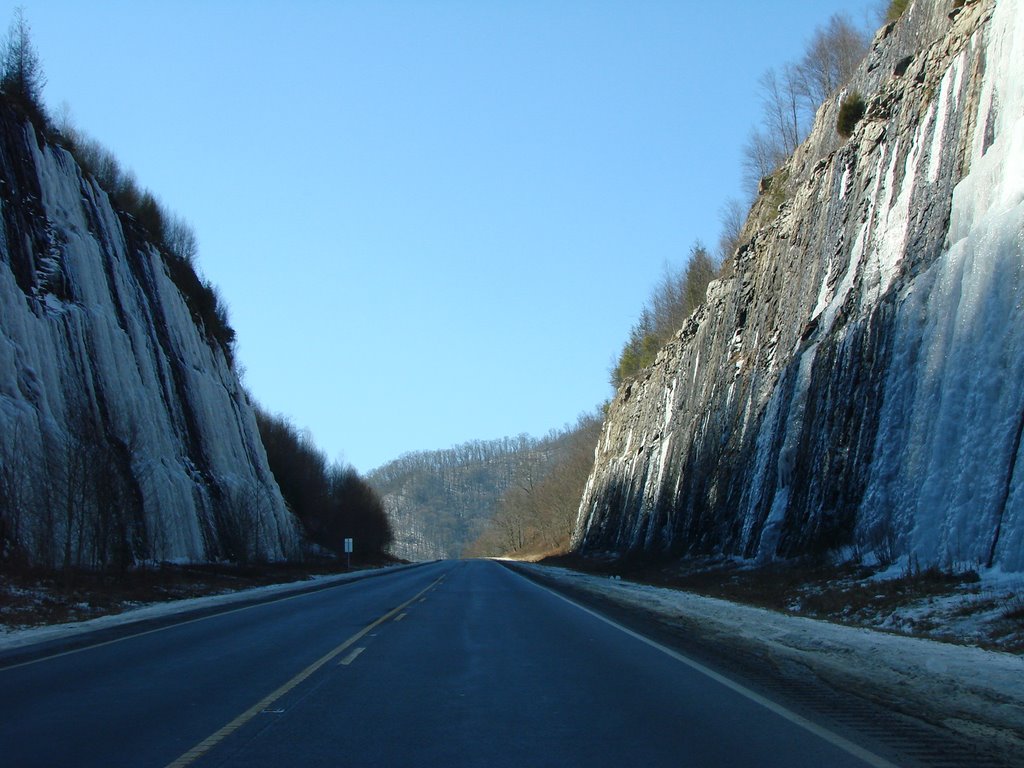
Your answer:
0,104 -> 299,565
573,0 -> 1024,571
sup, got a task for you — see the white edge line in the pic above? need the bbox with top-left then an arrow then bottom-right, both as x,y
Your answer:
522,572 -> 898,768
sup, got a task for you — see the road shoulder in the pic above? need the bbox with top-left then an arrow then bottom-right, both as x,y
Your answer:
0,561 -> 429,668
502,560 -> 1023,768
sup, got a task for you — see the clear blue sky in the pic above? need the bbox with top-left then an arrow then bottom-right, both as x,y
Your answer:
7,1 -> 877,473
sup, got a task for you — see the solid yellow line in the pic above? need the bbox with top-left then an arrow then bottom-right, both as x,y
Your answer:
164,574 -> 444,768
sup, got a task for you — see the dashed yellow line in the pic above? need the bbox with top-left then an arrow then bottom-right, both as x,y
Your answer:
338,647 -> 365,666
165,574 -> 444,767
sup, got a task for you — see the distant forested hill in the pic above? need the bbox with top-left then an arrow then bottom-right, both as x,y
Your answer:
370,415 -> 600,560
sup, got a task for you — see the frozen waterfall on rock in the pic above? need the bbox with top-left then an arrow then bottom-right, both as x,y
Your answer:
862,0 -> 1024,570
0,104 -> 299,565
574,0 -> 1024,572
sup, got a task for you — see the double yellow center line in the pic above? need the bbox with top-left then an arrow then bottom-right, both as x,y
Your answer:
165,574 -> 444,767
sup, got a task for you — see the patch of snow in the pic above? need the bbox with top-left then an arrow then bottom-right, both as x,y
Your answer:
839,163 -> 851,201
926,51 -> 962,184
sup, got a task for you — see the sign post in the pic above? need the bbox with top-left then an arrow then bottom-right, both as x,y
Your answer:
344,538 -> 353,570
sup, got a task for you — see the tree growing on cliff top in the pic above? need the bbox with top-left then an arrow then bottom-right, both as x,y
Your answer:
611,243 -> 716,389
886,0 -> 910,23
798,13 -> 870,111
1,7 -> 46,121
741,12 -> 870,198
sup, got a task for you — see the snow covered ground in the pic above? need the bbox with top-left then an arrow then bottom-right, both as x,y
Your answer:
513,561 -> 1024,759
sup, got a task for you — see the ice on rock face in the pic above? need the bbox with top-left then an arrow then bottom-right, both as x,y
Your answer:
0,118 -> 299,565
575,0 -> 1024,571
862,0 -> 1024,570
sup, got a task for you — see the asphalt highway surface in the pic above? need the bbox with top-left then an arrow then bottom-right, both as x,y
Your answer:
0,559 -> 898,767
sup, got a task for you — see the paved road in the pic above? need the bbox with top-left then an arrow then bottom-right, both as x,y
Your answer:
0,560 -> 896,767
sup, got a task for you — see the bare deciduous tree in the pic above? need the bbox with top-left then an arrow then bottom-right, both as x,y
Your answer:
0,417 -> 37,568
466,413 -> 603,558
797,14 -> 870,112
165,213 -> 199,265
741,126 -> 787,196
256,407 -> 392,559
717,197 -> 747,265
760,64 -> 804,158
740,11 -> 871,198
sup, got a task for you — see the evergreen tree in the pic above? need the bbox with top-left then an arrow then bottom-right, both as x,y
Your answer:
1,8 -> 46,119
611,242 -> 718,388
